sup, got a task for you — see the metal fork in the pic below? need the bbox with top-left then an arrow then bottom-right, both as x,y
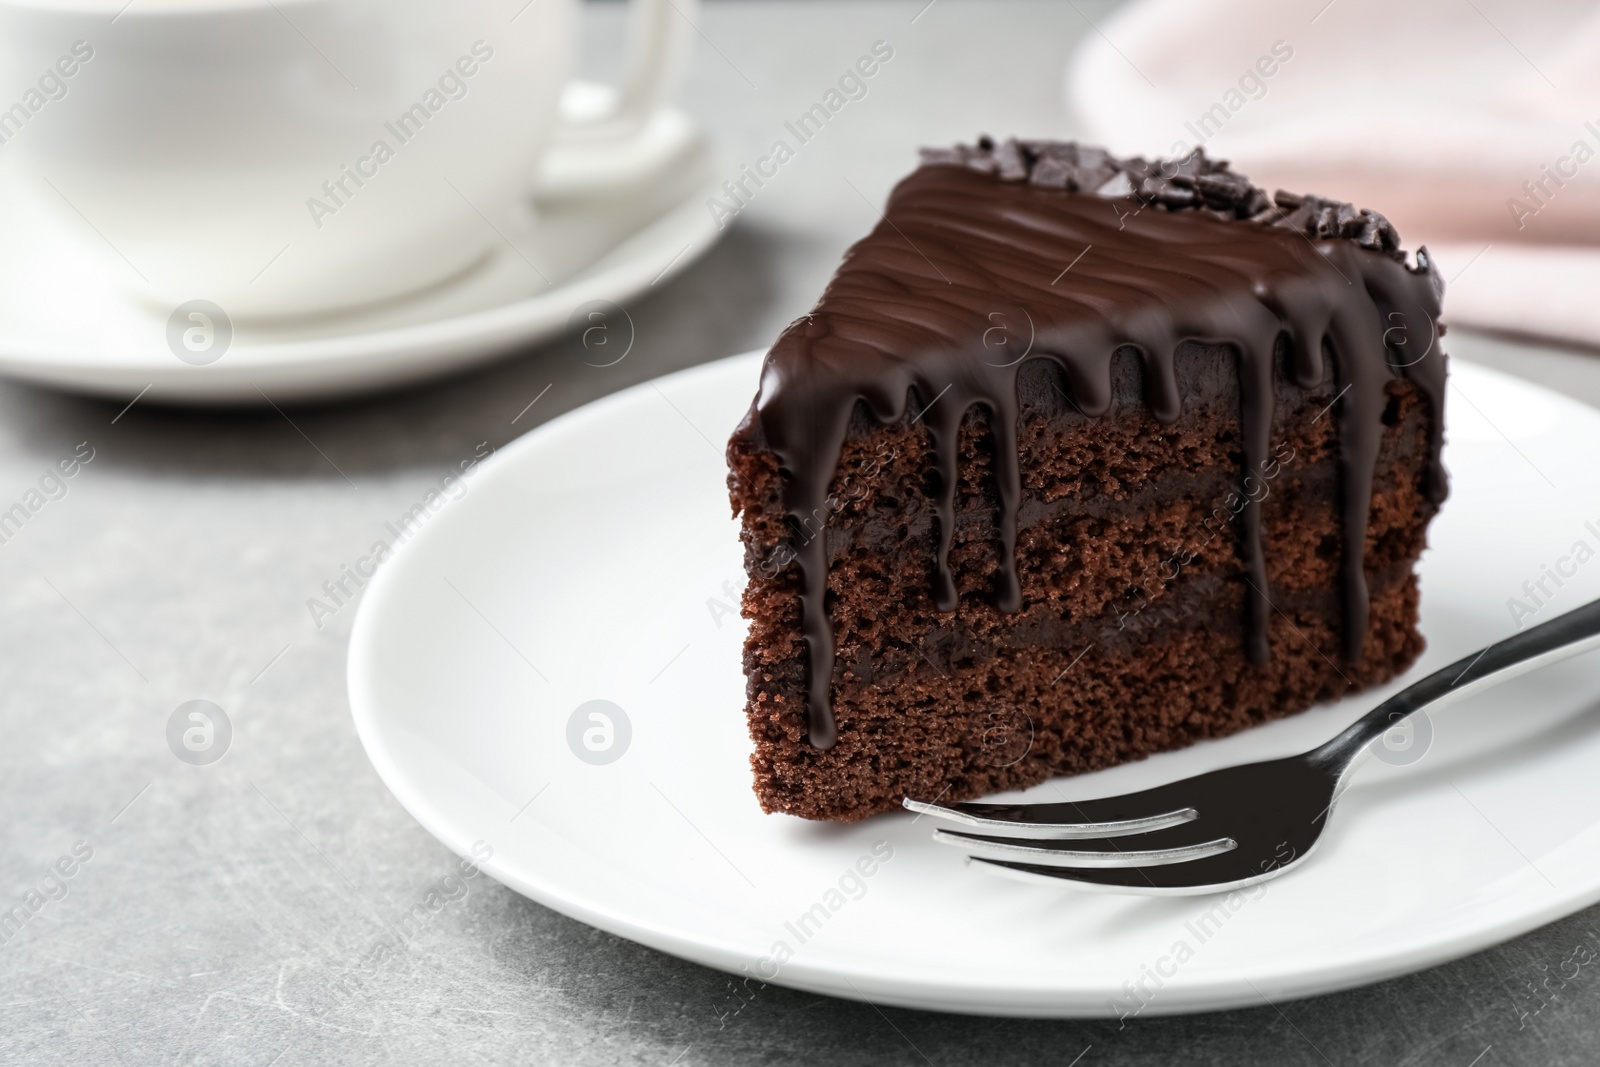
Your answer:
903,597 -> 1600,895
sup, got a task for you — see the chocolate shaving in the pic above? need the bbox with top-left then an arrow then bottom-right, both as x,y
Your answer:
920,138 -> 1409,262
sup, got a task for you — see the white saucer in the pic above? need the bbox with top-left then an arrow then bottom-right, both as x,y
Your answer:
0,84 -> 724,405
348,351 -> 1600,1017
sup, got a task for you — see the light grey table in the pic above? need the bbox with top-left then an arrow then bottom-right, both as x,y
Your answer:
3,2 -> 1597,1064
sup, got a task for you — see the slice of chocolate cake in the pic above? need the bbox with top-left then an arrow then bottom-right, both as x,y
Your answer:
727,139 -> 1447,822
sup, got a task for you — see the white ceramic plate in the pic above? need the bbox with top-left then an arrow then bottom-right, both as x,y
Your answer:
348,351 -> 1600,1017
0,85 -> 724,405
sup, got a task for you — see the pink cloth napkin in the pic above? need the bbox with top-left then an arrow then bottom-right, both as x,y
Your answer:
1069,0 -> 1600,349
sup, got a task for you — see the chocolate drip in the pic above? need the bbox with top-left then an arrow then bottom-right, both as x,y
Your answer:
745,140 -> 1447,749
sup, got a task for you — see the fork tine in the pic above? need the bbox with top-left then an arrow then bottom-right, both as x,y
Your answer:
932,827 -> 1235,868
903,788 -> 1197,840
970,851 -> 1299,896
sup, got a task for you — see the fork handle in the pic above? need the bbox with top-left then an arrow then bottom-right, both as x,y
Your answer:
1312,594 -> 1600,771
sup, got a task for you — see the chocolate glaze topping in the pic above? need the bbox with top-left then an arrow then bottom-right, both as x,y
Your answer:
742,138 -> 1447,749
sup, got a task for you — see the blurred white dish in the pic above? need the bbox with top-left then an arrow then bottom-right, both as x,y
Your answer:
0,0 -> 697,318
349,350 -> 1600,1017
0,83 -> 722,404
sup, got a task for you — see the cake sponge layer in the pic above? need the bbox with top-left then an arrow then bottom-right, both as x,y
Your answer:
729,351 -> 1438,821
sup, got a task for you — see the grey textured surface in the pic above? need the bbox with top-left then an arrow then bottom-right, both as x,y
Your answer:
4,1 -> 1600,1064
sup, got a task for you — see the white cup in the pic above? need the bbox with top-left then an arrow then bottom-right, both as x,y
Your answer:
0,0 -> 695,318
